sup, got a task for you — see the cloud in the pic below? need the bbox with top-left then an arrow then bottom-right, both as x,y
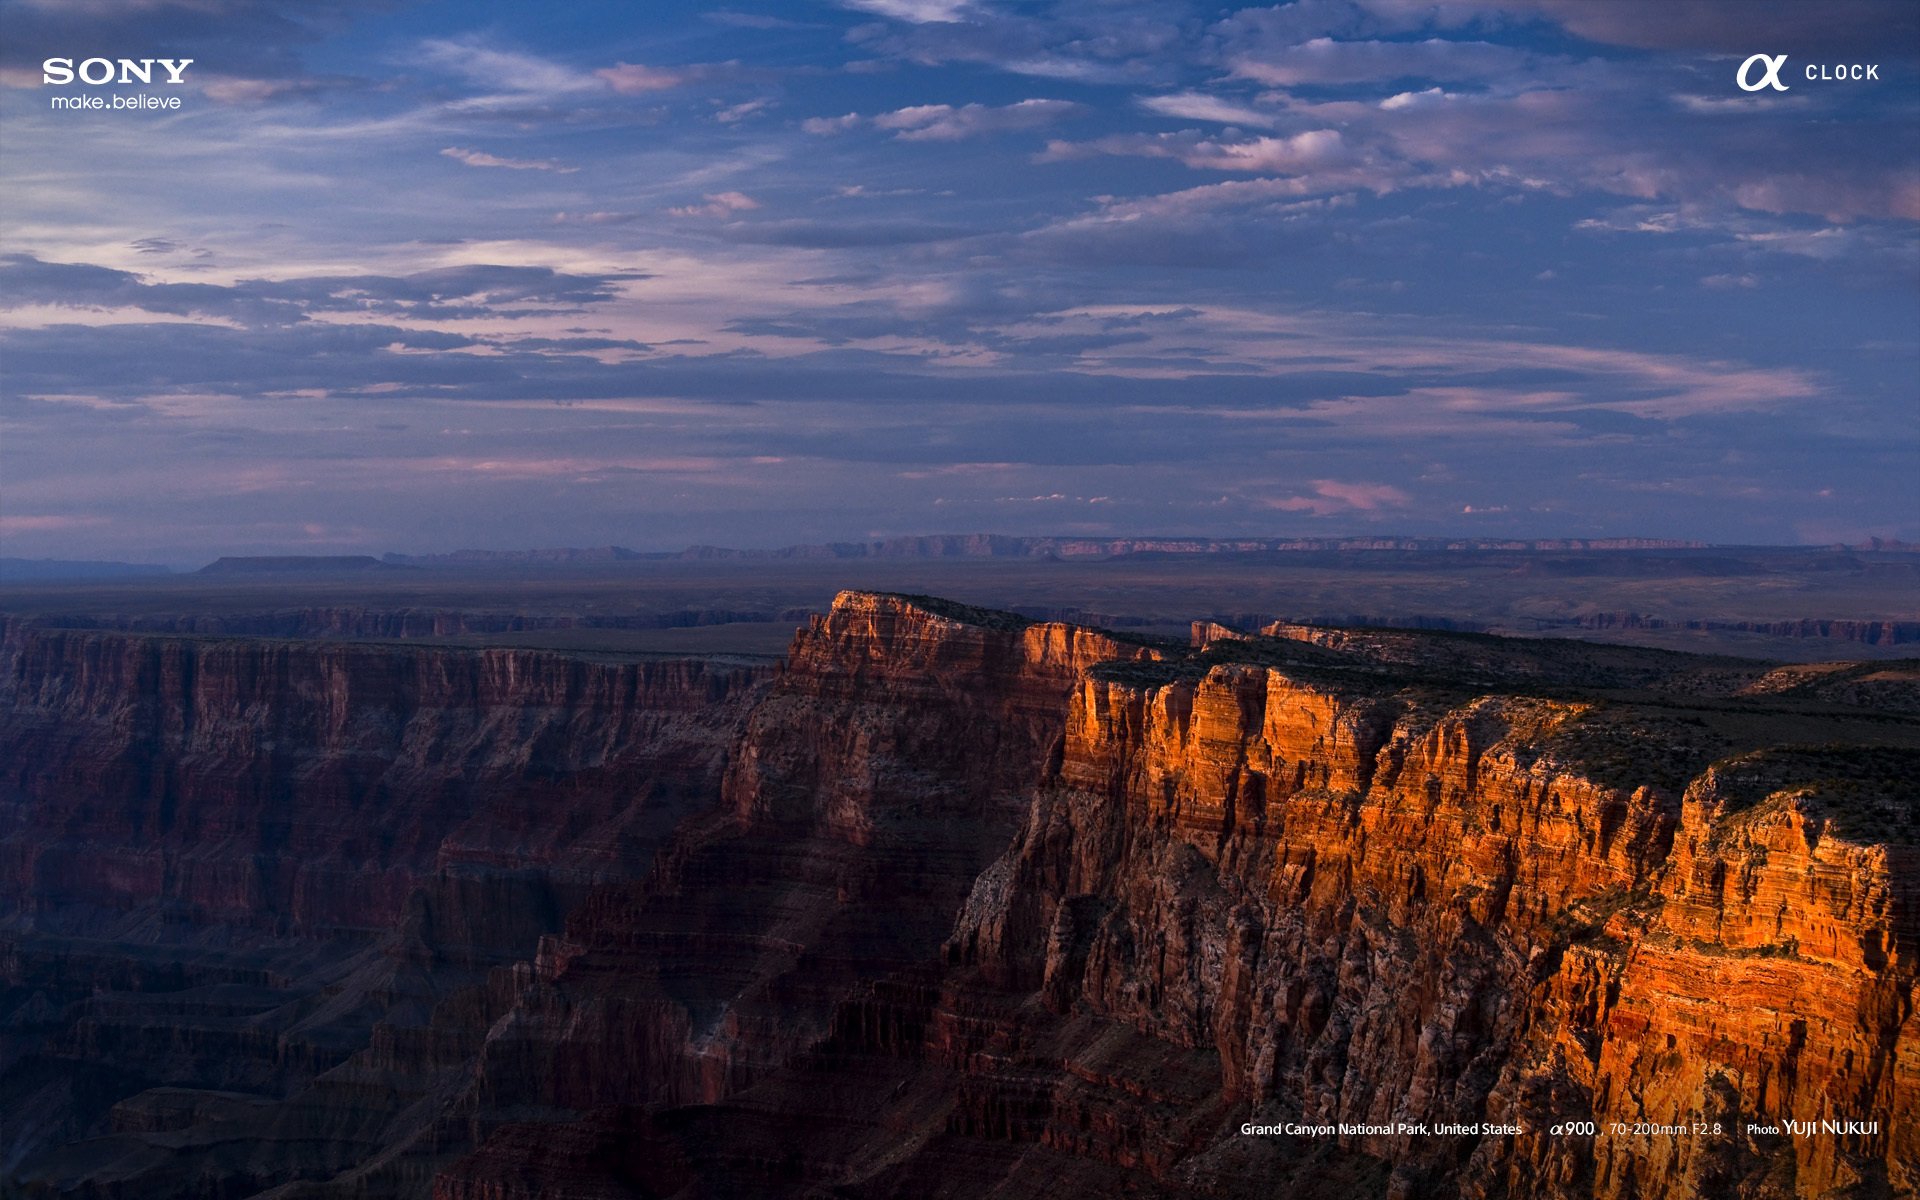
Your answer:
669,191 -> 762,218
1265,480 -> 1412,515
1571,206 -> 1916,275
718,219 -> 977,247
844,3 -> 1184,84
706,11 -> 819,30
839,0 -> 974,24
0,514 -> 109,533
0,0 -> 385,90
201,76 -> 312,103
1379,87 -> 1448,110
802,113 -> 865,134
1137,92 -> 1283,128
1041,128 -> 1348,172
884,98 -> 1082,140
1021,183 -> 1356,267
1174,14 -> 1916,225
1040,128 -> 1398,199
416,39 -> 729,111
3,0 -> 1913,557
1225,0 -> 1916,57
596,62 -> 688,93
0,264 -> 1885,558
552,210 -> 644,225
828,184 -> 927,199
714,98 -> 772,122
1470,0 -> 1918,53
1226,36 -> 1542,87
440,146 -> 578,172
419,37 -> 603,96
1669,93 -> 1810,116
0,255 -> 640,327
1281,79 -> 1918,223
1180,130 -> 1353,172
807,98 -> 1082,141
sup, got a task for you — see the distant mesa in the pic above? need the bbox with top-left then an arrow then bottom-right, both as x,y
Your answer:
394,535 -> 1724,566
198,555 -> 413,575
670,534 -> 1712,560
151,535 -> 1920,577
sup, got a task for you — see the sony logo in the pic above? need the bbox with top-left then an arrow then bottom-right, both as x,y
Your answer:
42,57 -> 194,85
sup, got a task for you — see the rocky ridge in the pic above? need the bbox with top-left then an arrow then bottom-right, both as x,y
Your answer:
1,593 -> 1913,1198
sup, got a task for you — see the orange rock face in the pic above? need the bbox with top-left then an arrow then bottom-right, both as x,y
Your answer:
957,655 -> 1914,1199
1,594 -> 1912,1199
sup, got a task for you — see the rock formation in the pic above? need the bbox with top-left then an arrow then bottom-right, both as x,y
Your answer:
1,594 -> 1912,1198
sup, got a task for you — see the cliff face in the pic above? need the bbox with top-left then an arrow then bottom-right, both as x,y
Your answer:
453,594 -> 1163,1123
0,619 -> 768,933
930,663 -> 1913,1200
434,600 -> 1913,1200
2,596 -> 1913,1200
1581,757 -> 1918,1199
0,619 -> 770,1188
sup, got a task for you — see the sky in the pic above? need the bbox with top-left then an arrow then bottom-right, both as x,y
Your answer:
1,0 -> 1916,563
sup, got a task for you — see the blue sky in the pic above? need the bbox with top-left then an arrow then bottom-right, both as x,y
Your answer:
1,0 -> 1915,561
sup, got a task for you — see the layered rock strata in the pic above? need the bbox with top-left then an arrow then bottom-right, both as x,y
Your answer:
0,622 -> 770,1190
2,594 -> 1913,1199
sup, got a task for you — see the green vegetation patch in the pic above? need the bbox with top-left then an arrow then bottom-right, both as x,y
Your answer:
1706,745 -> 1920,845
872,592 -> 1036,631
1535,705 -> 1732,794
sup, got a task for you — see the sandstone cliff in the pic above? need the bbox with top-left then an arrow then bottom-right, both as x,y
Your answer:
1,596 -> 1912,1199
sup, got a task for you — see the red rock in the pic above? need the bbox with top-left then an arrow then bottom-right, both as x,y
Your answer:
2,595 -> 1912,1198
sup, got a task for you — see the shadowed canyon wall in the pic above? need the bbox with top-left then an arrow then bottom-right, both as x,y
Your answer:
1,598 -> 1913,1198
0,619 -> 771,1193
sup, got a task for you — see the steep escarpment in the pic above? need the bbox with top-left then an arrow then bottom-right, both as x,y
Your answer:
483,605 -> 1910,1200
0,621 -> 769,1190
931,661 -> 1912,1199
439,596 -> 1165,1150
433,599 -> 1914,1200
0,620 -> 769,932
2,595 -> 1913,1199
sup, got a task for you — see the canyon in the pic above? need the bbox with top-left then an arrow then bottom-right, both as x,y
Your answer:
1,593 -> 1914,1198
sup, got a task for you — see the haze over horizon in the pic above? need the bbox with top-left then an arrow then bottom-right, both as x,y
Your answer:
9,532 -> 1913,578
2,0 -> 1916,562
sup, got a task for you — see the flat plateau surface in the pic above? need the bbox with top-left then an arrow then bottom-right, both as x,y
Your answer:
4,547 -> 1916,660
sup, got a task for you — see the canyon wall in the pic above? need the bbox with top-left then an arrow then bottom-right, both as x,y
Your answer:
922,663 -> 1915,1199
1,596 -> 1913,1199
0,618 -> 770,1190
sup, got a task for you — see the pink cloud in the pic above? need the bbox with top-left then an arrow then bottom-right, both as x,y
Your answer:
668,191 -> 761,218
595,62 -> 685,93
1266,480 -> 1411,515
440,146 -> 576,173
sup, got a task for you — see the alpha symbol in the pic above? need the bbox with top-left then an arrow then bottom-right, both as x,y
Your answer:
1736,54 -> 1790,92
